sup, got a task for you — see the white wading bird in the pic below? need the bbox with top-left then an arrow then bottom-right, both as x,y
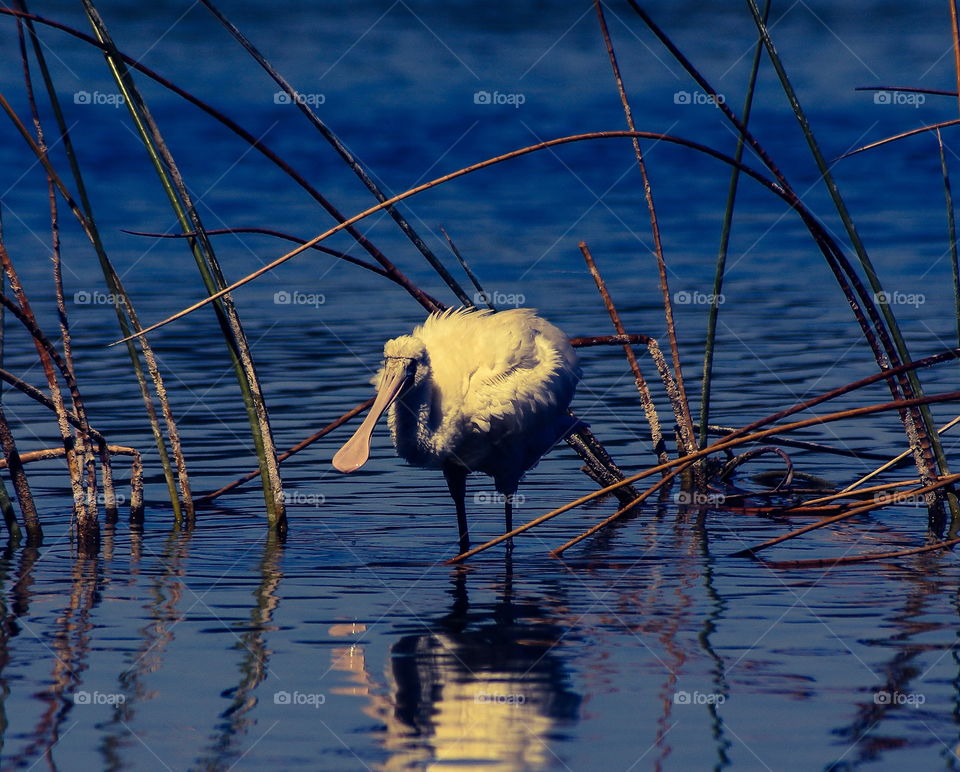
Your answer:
333,308 -> 581,553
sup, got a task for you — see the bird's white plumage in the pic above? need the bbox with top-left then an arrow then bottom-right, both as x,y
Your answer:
385,308 -> 580,493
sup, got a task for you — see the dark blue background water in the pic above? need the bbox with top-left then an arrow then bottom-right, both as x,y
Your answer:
2,1 -> 960,769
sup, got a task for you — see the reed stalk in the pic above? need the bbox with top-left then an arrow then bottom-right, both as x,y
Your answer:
0,6 -> 441,316
0,406 -> 39,543
198,0 -> 474,307
938,130 -> 960,355
194,398 -> 374,504
950,0 -> 960,116
767,536 -> 960,569
743,0 -> 950,516
13,0 -> 188,519
81,0 -> 285,529
593,0 -> 697,463
13,23 -> 98,530
699,0 -> 769,448
113,129 -> 899,344
629,0 -> 945,508
579,242 -> 667,466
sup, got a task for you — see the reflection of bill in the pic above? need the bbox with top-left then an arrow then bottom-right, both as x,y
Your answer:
328,615 -> 580,772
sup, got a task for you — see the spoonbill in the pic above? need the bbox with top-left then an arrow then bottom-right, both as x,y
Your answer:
333,308 -> 581,552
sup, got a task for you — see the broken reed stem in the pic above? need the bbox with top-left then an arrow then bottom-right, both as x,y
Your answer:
938,130 -> 960,355
579,242 -> 667,466
788,479 -> 920,510
563,423 -> 640,507
570,334 -> 651,347
593,0 -> 697,463
0,445 -> 142,521
194,397 -> 375,504
0,482 -> 18,541
0,445 -> 140,466
731,474 -> 960,558
706,424 -> 889,460
446,389 -> 960,562
0,403 -> 39,542
843,118 -> 960,159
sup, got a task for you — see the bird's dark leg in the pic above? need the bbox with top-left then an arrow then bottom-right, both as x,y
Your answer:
443,462 -> 469,554
504,494 -> 514,555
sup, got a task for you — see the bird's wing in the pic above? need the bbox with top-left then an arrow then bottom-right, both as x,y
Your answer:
462,315 -> 579,439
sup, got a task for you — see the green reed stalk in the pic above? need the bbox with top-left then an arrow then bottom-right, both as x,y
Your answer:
699,0 -> 770,448
81,0 -> 285,530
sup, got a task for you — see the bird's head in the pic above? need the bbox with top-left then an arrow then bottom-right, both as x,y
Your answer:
332,335 -> 429,473
382,334 -> 429,386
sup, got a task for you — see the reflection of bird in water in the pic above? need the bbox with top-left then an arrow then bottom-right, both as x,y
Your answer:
328,575 -> 580,771
333,308 -> 581,552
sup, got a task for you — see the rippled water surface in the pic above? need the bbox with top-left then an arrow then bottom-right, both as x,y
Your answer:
2,1 -> 960,769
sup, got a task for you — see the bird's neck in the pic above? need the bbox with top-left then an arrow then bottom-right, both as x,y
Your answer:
389,378 -> 441,467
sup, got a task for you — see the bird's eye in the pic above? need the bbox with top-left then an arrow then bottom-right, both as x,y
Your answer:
405,359 -> 417,375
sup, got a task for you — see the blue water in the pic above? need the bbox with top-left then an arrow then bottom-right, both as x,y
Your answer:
2,1 -> 960,769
